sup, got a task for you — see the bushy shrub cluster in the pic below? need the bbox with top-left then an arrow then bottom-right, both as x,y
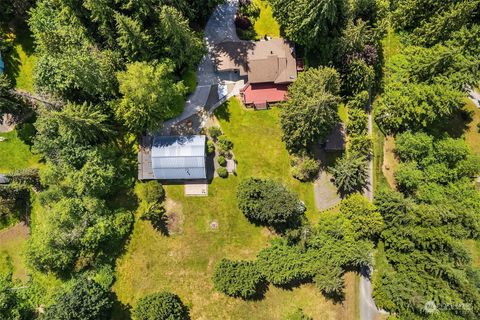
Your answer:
329,154 -> 368,196
237,178 -> 306,230
217,155 -> 226,166
217,135 -> 233,157
217,167 -> 228,178
133,292 -> 189,320
290,155 -> 320,182
394,132 -> 480,193
134,181 -> 167,230
212,259 -> 265,299
207,126 -> 222,141
213,211 -> 374,299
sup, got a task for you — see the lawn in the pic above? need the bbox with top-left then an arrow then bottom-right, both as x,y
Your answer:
253,0 -> 280,40
113,98 -> 353,319
0,223 -> 29,281
0,130 -> 42,173
5,26 -> 36,92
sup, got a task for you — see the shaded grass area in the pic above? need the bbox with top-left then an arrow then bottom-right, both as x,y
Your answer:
4,25 -> 36,92
0,130 -> 42,172
113,99 -> 349,319
252,0 -> 280,40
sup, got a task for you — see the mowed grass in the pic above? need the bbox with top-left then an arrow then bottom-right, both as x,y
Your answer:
0,130 -> 42,172
113,99 -> 350,319
253,0 -> 280,39
0,223 -> 29,281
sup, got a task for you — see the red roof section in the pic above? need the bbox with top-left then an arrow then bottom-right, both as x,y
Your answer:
241,83 -> 289,107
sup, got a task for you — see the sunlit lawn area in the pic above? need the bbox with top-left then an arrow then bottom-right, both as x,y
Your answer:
0,130 -> 42,172
0,223 -> 29,280
253,0 -> 280,39
113,98 -> 353,319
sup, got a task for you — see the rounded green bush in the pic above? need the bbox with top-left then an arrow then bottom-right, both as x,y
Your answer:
133,292 -> 189,320
217,155 -> 227,166
207,140 -> 215,154
208,126 -> 222,140
213,259 -> 264,299
217,167 -> 228,178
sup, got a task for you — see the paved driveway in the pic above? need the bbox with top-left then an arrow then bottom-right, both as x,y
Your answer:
163,0 -> 241,130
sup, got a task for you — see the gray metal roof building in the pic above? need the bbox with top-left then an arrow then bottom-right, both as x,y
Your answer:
151,135 -> 207,180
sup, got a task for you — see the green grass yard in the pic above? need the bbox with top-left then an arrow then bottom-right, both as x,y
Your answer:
113,99 -> 352,319
0,130 -> 42,173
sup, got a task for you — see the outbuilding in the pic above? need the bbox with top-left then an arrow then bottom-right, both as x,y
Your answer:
150,135 -> 207,180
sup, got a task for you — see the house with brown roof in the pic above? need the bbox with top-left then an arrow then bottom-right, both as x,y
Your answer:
213,38 -> 303,109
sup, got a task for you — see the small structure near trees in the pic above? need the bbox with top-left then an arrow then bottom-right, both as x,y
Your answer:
138,135 -> 207,181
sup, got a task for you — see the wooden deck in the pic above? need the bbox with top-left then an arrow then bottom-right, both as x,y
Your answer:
138,136 -> 154,180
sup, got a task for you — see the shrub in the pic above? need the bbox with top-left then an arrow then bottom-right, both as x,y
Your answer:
92,265 -> 116,290
394,132 -> 433,163
208,126 -> 222,140
314,265 -> 344,296
217,167 -> 228,178
456,155 -> 480,178
339,193 -> 384,240
132,292 -> 189,320
330,154 -> 368,196
43,278 -> 113,320
207,140 -> 215,154
134,181 -> 166,231
134,181 -> 165,204
237,178 -> 305,229
394,162 -> 424,193
348,135 -> 372,157
346,108 -> 368,135
434,137 -> 469,167
212,259 -> 265,299
291,156 -> 320,182
217,155 -> 227,166
217,135 -> 233,151
239,0 -> 260,19
346,90 -> 369,109
256,239 -> 313,285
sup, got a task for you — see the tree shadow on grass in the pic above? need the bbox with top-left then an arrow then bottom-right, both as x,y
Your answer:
242,279 -> 269,301
273,277 -> 313,291
214,102 -> 231,122
4,21 -> 35,88
322,289 -> 346,304
441,107 -> 473,139
110,292 -> 132,320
